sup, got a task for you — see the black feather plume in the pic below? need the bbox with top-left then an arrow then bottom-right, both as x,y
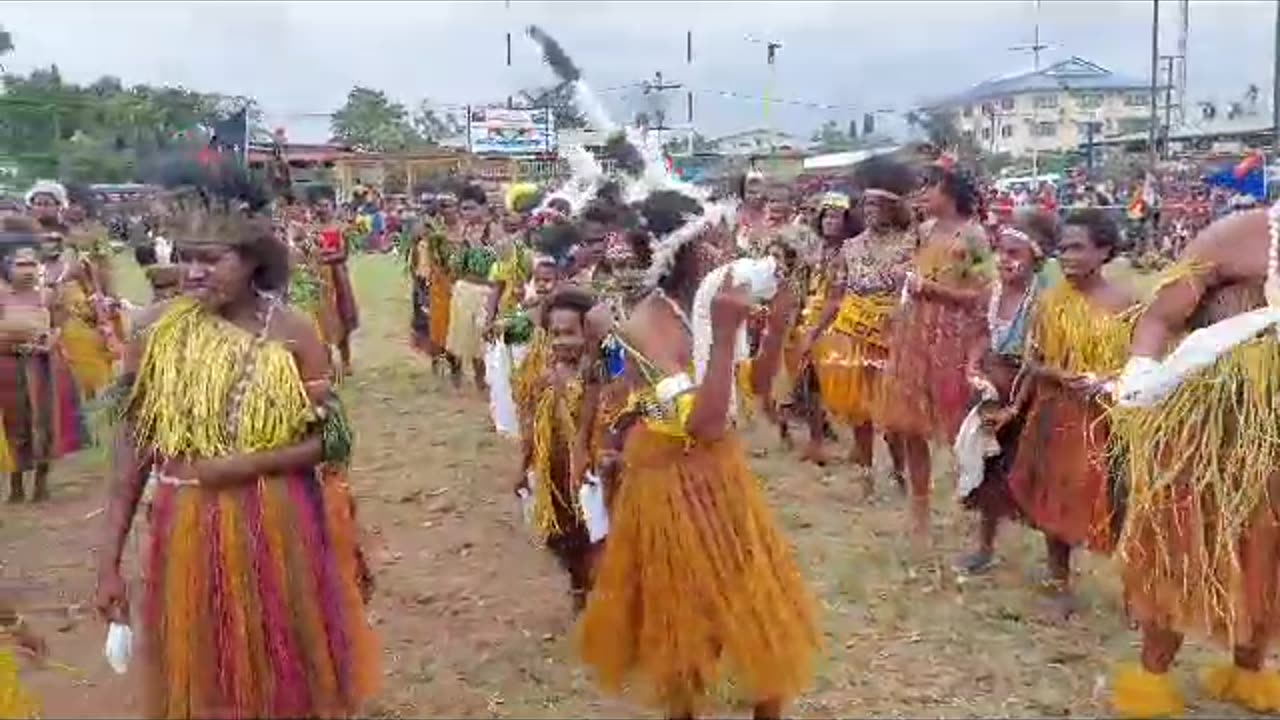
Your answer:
526,25 -> 581,83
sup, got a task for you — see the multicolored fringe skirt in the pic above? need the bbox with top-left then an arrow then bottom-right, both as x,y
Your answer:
875,297 -> 979,443
316,262 -> 360,346
0,350 -> 86,471
577,427 -> 819,715
143,467 -> 379,719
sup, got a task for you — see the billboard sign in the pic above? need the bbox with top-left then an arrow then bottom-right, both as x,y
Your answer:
467,107 -> 556,156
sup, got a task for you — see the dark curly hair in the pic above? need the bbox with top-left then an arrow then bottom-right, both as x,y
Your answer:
542,285 -> 597,329
853,156 -> 917,198
1011,207 -> 1061,251
922,164 -> 979,218
637,190 -> 702,237
814,205 -> 862,241
458,183 -> 487,207
1062,208 -> 1124,261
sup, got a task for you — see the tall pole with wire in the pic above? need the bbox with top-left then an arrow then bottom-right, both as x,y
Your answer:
1009,0 -> 1052,176
1273,0 -> 1280,171
686,30 -> 695,157
1148,0 -> 1161,170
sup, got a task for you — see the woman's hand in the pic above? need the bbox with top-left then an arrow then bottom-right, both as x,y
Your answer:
94,568 -> 129,625
161,455 -> 258,489
709,271 -> 753,342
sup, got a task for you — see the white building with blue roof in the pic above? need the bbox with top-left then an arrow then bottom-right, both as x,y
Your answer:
929,56 -> 1162,157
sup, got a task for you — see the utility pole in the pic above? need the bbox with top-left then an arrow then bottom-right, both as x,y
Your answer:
1177,0 -> 1189,126
1148,0 -> 1161,170
686,30 -> 695,157
746,35 -> 783,153
1273,0 -> 1280,167
1160,55 -> 1177,159
643,70 -> 682,150
1009,0 -> 1054,177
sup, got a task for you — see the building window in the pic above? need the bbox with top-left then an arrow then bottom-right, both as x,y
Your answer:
962,105 -> 973,118
1000,124 -> 1014,138
1033,121 -> 1058,137
1125,92 -> 1149,107
1076,93 -> 1104,109
981,127 -> 992,140
999,97 -> 1015,111
1033,94 -> 1059,109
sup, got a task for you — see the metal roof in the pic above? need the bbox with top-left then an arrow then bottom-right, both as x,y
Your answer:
932,56 -> 1154,108
1091,115 -> 1275,146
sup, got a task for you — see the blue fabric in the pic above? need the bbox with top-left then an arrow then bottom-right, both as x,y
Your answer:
1204,165 -> 1265,201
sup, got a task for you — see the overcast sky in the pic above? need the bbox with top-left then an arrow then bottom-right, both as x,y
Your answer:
1,0 -> 1273,143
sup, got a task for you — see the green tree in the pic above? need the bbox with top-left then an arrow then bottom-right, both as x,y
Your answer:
330,86 -> 421,152
515,82 -> 586,130
662,132 -> 715,155
809,119 -> 855,152
412,100 -> 465,144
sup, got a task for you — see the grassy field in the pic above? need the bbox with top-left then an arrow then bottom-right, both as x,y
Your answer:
1,253 -> 1260,718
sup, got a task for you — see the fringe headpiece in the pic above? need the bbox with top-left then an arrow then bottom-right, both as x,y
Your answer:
25,180 -> 68,208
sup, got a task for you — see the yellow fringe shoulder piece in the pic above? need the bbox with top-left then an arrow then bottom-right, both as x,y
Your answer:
1147,256 -> 1215,298
1110,335 -> 1280,642
530,378 -> 584,543
0,648 -> 38,719
127,299 -> 312,459
1031,282 -> 1137,375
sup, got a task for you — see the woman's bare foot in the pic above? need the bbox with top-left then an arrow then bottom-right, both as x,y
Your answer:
800,441 -> 829,466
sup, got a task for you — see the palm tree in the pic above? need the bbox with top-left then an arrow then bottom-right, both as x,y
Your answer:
0,26 -> 13,72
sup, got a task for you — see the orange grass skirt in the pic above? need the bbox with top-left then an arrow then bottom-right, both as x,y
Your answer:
1007,382 -> 1118,553
577,427 -> 819,715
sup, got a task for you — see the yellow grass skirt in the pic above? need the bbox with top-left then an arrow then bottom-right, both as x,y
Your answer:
812,295 -> 891,425
0,648 -> 37,718
1112,337 -> 1280,647
577,426 -> 819,714
0,412 -> 12,475
60,316 -> 114,399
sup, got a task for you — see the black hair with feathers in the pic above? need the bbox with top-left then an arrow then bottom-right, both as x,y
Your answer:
637,190 -> 702,237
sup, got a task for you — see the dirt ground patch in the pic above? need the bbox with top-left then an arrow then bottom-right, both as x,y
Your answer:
1,255 -> 1261,718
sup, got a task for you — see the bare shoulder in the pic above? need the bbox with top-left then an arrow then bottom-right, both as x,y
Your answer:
1180,208 -> 1269,285
131,298 -> 178,336
270,303 -> 323,346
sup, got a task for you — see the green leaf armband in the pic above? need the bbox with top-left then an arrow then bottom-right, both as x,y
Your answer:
312,392 -> 354,466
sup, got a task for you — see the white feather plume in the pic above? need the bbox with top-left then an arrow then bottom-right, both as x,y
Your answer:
643,200 -> 738,289
153,235 -> 173,266
689,255 -> 778,419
